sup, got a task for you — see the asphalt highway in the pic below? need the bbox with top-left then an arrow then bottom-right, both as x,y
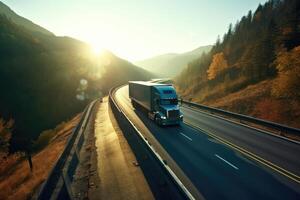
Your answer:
114,85 -> 300,200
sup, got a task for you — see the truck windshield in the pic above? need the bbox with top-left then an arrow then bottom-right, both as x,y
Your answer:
160,99 -> 178,105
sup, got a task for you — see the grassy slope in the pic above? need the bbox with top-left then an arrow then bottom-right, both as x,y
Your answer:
0,114 -> 80,200
192,79 -> 300,129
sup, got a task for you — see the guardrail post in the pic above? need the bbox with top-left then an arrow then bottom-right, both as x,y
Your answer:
279,129 -> 285,136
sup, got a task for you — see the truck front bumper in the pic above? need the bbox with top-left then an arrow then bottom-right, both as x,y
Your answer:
161,117 -> 183,126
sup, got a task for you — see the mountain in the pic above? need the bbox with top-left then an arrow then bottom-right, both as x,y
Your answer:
135,45 -> 212,77
95,50 -> 153,94
176,0 -> 300,128
0,1 -> 53,35
0,4 -> 152,152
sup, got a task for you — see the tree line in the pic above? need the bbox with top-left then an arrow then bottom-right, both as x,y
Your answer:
176,0 -> 300,102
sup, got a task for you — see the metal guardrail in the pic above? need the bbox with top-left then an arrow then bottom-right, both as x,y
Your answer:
37,100 -> 97,200
182,100 -> 300,137
109,86 -> 198,200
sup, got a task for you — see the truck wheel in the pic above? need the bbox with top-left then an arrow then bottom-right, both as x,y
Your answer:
155,116 -> 161,126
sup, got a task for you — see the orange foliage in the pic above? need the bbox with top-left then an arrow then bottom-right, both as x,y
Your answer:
199,79 -> 300,129
272,46 -> 300,98
207,52 -> 228,80
252,99 -> 282,122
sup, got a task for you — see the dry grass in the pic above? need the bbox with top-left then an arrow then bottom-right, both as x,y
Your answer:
0,153 -> 21,180
200,79 -> 300,129
0,114 -> 80,200
203,80 -> 271,113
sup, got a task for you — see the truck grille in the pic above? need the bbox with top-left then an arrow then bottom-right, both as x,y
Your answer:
168,110 -> 179,119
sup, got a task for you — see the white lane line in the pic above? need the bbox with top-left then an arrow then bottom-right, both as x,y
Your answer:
179,132 -> 193,141
215,154 -> 239,170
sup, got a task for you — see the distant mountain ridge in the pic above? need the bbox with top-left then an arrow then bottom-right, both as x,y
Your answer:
135,45 -> 212,77
0,1 -> 53,35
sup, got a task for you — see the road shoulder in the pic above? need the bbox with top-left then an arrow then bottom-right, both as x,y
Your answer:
88,97 -> 154,200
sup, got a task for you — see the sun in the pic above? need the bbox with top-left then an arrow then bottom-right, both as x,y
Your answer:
91,44 -> 105,55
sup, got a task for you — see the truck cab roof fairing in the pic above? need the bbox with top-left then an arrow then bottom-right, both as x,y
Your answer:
154,85 -> 177,99
129,81 -> 171,87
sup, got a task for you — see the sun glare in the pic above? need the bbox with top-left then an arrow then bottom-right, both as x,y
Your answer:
91,44 -> 105,55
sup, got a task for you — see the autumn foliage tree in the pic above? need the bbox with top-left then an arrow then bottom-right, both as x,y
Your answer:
177,0 -> 300,101
272,46 -> 300,98
207,52 -> 228,80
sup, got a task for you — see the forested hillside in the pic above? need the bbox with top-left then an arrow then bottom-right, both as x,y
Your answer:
0,14 -> 151,152
0,1 -> 53,35
176,0 -> 300,128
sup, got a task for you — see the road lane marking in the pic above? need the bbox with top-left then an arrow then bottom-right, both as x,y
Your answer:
180,132 -> 193,141
215,154 -> 239,170
185,121 -> 300,184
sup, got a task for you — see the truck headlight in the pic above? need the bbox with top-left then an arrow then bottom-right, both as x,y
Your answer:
161,116 -> 166,120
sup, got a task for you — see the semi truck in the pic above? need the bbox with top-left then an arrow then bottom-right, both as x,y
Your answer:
128,81 -> 183,126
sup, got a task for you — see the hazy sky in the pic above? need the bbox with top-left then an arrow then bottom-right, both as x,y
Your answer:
2,0 -> 267,61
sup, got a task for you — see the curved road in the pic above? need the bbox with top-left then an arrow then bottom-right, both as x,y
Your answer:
114,85 -> 300,200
